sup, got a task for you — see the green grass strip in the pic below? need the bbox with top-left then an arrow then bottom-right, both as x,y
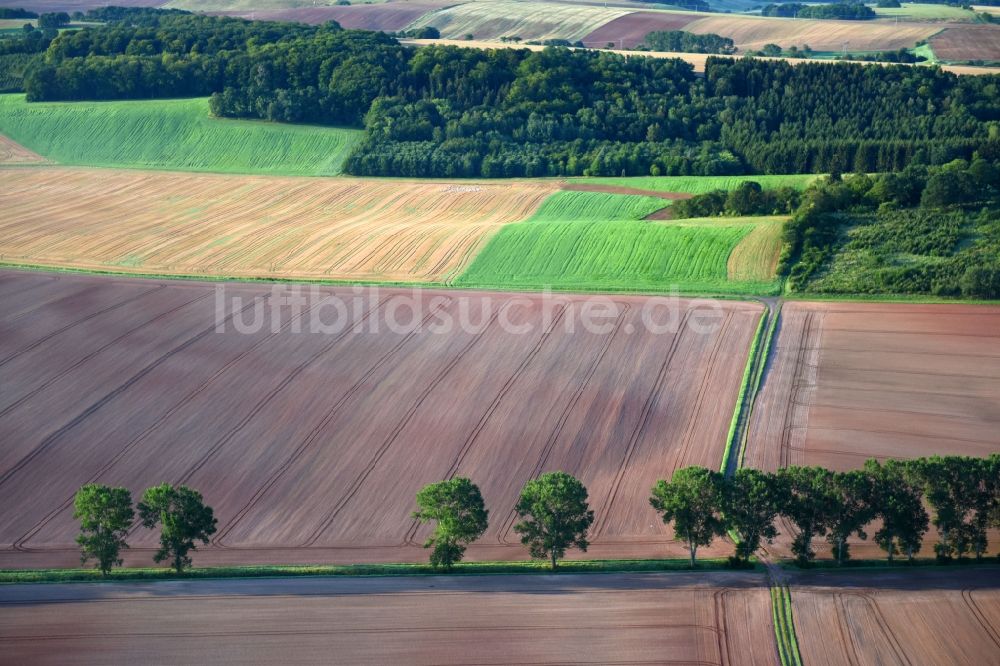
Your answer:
738,303 -> 782,468
0,558 -> 762,585
770,584 -> 803,666
720,308 -> 767,474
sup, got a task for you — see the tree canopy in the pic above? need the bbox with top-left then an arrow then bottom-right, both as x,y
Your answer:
513,471 -> 594,569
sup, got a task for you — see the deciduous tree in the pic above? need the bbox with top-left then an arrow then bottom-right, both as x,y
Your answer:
138,484 -> 217,573
650,466 -> 725,567
513,472 -> 594,570
413,477 -> 489,570
73,484 -> 134,575
722,469 -> 784,565
864,459 -> 928,562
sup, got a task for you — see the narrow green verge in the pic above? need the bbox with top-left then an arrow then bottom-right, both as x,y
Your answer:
770,584 -> 803,666
0,558 -> 756,585
738,303 -> 782,468
720,308 -> 767,474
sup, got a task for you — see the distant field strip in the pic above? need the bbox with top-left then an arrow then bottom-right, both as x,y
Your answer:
456,215 -> 784,294
577,174 -> 819,194
0,167 -> 556,282
529,190 -> 669,221
685,15 -> 939,51
0,95 -> 361,176
406,1 -> 630,41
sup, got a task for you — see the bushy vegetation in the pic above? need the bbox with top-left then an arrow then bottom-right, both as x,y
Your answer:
778,157 -> 1000,297
672,180 -> 801,218
640,30 -> 736,54
0,94 -> 362,175
0,7 -> 37,19
578,174 -> 818,194
8,11 -> 999,178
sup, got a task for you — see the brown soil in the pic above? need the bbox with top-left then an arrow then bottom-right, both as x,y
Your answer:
581,11 -> 697,49
931,24 -> 1000,62
0,270 -> 762,568
0,572 -> 777,665
745,301 -> 1000,559
222,2 -> 449,30
789,567 -> 1000,666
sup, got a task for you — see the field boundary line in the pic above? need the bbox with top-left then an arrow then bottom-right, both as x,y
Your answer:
769,584 -> 803,666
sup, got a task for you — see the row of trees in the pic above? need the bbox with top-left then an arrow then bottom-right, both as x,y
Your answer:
75,455 -> 998,575
14,10 -> 1000,178
410,456 -> 999,571
640,30 -> 737,55
74,483 -> 216,575
762,2 -> 876,19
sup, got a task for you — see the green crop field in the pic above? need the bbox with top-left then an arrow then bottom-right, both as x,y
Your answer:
0,95 -> 362,175
455,215 -> 784,294
528,190 -> 670,222
575,174 -> 819,194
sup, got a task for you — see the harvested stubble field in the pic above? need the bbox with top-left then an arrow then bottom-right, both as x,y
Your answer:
406,0 -> 631,41
744,301 -> 1000,557
0,167 -> 556,283
0,133 -> 46,165
684,15 -> 940,52
931,24 -> 1000,62
0,572 -> 779,665
0,270 -> 762,568
789,568 -> 1000,666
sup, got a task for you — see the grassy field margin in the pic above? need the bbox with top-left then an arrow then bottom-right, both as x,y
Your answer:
0,558 -> 751,584
738,303 -> 781,467
720,308 -> 767,474
770,584 -> 803,666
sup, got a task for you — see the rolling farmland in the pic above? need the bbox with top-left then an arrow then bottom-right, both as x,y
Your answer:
221,2 -> 451,30
0,95 -> 362,176
790,568 -> 1000,666
683,15 -> 939,52
0,573 -> 779,665
406,1 -> 631,42
581,10 -> 697,48
456,215 -> 785,294
0,270 -> 762,568
0,167 -> 556,282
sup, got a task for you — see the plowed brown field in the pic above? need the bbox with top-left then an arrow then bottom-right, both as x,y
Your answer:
0,572 -> 778,665
931,24 -> 1000,62
223,2 -> 450,30
581,11 -> 697,49
745,301 -> 1000,558
790,568 -> 1000,666
0,270 -> 762,568
0,167 -> 556,283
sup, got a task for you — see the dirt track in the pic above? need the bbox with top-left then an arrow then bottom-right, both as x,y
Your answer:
0,571 -> 776,665
0,270 -> 761,568
789,567 -> 1000,666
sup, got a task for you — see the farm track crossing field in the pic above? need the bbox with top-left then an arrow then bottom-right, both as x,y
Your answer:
684,14 -> 940,52
0,95 -> 362,176
789,568 -> 1000,666
0,573 -> 779,665
455,215 -> 786,294
406,0 -> 631,41
0,167 -> 556,283
744,301 -> 1000,558
0,270 -> 762,568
